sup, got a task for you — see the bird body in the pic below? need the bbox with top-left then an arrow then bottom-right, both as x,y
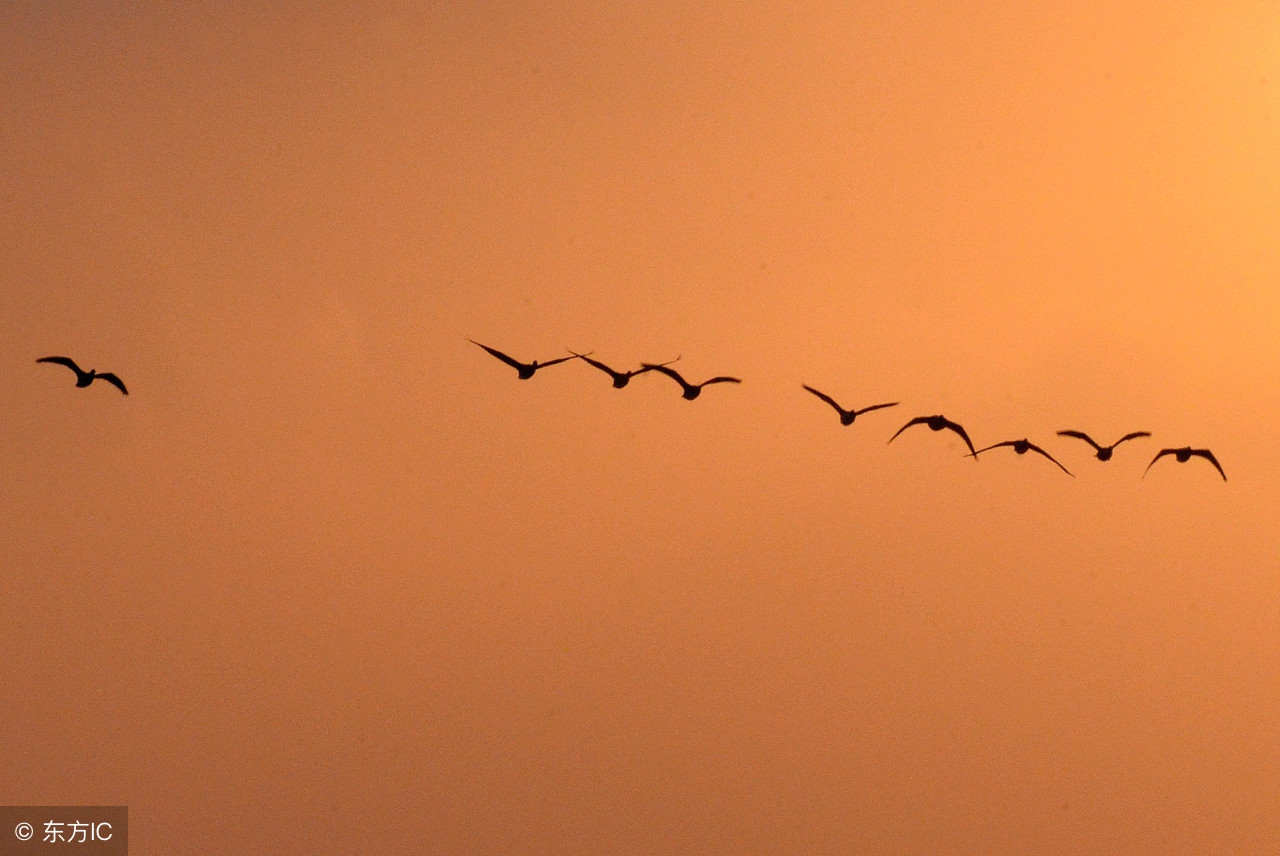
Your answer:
571,352 -> 678,388
641,363 -> 741,400
970,438 -> 1073,476
801,385 -> 898,425
36,356 -> 127,395
1057,430 -> 1150,461
888,415 -> 978,458
1144,447 -> 1227,481
470,340 -> 576,379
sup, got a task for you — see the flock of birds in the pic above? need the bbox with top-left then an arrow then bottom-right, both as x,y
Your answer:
29,345 -> 1229,482
468,340 -> 1229,482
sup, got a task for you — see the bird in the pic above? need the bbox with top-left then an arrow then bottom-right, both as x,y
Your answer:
1056,430 -> 1151,461
640,363 -> 741,400
968,439 -> 1074,477
469,340 -> 577,379
1143,447 -> 1227,481
36,356 -> 128,395
570,351 -> 679,388
801,385 -> 899,426
887,415 -> 978,459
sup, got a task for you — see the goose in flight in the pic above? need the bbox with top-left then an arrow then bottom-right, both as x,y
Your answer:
801,385 -> 898,425
888,415 -> 978,459
570,351 -> 679,388
470,340 -> 577,379
36,356 -> 128,395
1143,447 -> 1227,481
640,363 -> 741,400
1057,430 -> 1151,461
969,439 -> 1073,477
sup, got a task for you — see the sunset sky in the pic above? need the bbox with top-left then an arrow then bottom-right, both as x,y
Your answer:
3,3 -> 1279,853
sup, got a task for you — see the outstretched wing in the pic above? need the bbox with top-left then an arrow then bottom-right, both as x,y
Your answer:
642,363 -> 692,389
1026,442 -> 1074,477
533,355 -> 576,369
942,419 -> 978,458
802,384 -> 846,416
1191,449 -> 1227,481
469,340 -> 526,370
37,356 -> 83,374
970,440 -> 1017,457
887,416 -> 930,444
1057,430 -> 1102,452
95,372 -> 128,395
700,376 -> 741,386
1113,431 -> 1152,446
853,401 -> 899,417
1143,448 -> 1179,479
572,352 -> 623,379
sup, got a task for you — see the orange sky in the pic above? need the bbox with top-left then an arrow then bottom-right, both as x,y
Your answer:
3,4 -> 1279,854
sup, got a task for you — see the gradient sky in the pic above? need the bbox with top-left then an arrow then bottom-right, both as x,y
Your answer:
3,4 -> 1279,854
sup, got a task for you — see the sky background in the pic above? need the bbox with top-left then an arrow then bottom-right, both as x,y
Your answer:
2,3 -> 1279,854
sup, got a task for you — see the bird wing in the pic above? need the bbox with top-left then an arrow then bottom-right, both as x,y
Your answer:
1114,431 -> 1152,446
887,416 -> 930,444
1143,448 -> 1179,478
1191,449 -> 1228,481
572,352 -> 624,378
970,440 -> 1017,457
942,419 -> 978,458
1056,430 -> 1102,451
534,355 -> 576,368
95,373 -> 128,395
37,356 -> 83,374
700,376 -> 741,386
802,384 -> 846,415
1026,442 -> 1074,477
470,340 -> 526,370
853,401 -> 899,416
641,363 -> 692,389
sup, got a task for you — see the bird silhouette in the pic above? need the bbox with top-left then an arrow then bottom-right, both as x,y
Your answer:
36,356 -> 128,395
641,363 -> 741,400
1057,430 -> 1151,461
801,385 -> 898,425
1143,447 -> 1227,481
968,439 -> 1073,476
571,351 -> 679,388
888,415 -> 978,458
470,340 -> 577,379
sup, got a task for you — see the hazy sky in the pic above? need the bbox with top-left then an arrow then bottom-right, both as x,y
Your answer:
3,3 -> 1279,854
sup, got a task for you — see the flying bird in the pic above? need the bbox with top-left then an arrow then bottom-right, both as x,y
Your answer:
36,356 -> 128,395
888,415 -> 978,459
801,385 -> 899,425
641,363 -> 741,400
570,351 -> 679,388
968,439 -> 1074,477
469,340 -> 577,379
1057,430 -> 1151,461
1143,447 -> 1227,481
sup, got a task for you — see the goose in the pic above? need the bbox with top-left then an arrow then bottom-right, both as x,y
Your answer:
887,415 -> 978,459
1056,430 -> 1150,461
571,351 -> 679,388
969,438 -> 1073,477
36,356 -> 128,395
470,340 -> 577,379
801,385 -> 898,426
1143,447 -> 1227,481
640,363 -> 741,400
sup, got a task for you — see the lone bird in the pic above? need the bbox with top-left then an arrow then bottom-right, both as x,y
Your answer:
1057,430 -> 1151,461
888,415 -> 978,459
570,351 -> 679,388
1143,447 -> 1227,481
801,385 -> 898,426
968,439 -> 1073,477
470,340 -> 577,379
641,363 -> 741,400
36,356 -> 128,395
